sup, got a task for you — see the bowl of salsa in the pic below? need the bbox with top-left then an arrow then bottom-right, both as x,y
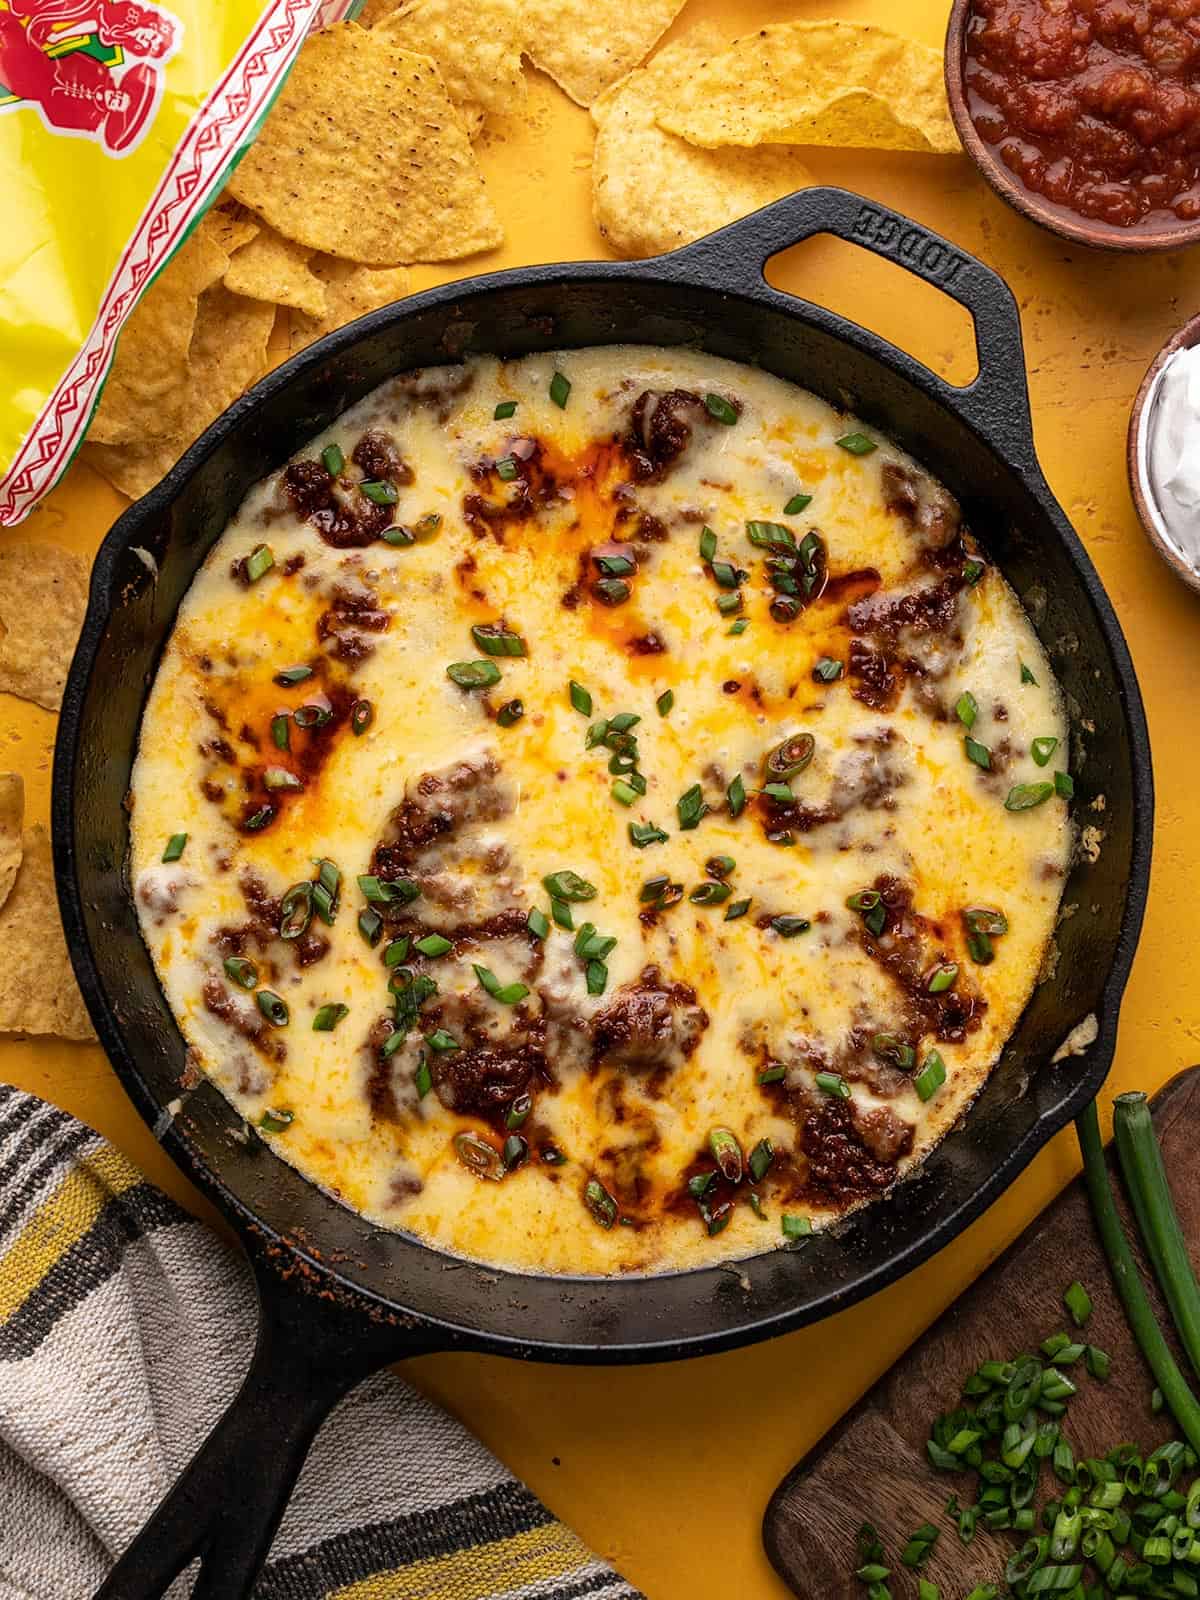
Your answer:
945,0 -> 1200,251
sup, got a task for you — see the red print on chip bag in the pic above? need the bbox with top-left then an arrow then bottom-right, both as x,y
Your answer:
0,0 -> 180,156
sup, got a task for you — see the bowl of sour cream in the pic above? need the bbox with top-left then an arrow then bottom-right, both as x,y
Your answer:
1129,317 -> 1200,597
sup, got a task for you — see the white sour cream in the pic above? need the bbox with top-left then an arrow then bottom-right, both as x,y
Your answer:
1144,344 -> 1200,571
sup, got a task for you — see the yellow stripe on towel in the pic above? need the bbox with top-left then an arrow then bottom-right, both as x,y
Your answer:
0,1144 -> 141,1323
332,1520 -> 594,1599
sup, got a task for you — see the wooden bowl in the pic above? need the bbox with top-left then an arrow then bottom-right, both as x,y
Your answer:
1127,313 -> 1200,596
944,0 -> 1200,253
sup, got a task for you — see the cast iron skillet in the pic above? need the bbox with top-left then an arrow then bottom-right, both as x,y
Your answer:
54,187 -> 1151,1599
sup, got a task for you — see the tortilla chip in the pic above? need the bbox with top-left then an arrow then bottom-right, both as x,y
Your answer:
655,21 -> 960,155
287,259 -> 411,355
226,24 -> 502,265
592,34 -> 811,258
88,206 -> 260,448
0,825 -> 94,1041
223,226 -> 328,319
524,0 -> 685,106
372,0 -> 525,116
0,774 -> 22,915
84,288 -> 275,501
0,543 -> 88,712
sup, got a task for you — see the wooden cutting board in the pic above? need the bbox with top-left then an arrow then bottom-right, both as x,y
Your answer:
764,1066 -> 1200,1598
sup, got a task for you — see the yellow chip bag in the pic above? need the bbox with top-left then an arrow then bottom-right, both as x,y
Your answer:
226,24 -> 502,266
655,21 -> 961,156
593,33 -> 811,259
0,3 -> 359,525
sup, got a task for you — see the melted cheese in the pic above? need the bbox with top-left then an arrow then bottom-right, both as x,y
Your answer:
130,348 -> 1071,1276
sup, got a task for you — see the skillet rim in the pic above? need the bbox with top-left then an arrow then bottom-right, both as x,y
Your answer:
52,194 -> 1153,1361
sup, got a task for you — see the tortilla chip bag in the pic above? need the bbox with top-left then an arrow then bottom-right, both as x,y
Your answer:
0,2 -> 359,526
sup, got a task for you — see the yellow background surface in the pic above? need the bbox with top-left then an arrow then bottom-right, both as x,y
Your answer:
3,1 -> 1198,1595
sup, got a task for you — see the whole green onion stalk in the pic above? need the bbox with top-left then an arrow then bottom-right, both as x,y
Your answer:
1113,1089 -> 1200,1384
1076,1100 -> 1200,1456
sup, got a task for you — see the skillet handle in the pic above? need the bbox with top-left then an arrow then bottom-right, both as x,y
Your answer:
94,1246 -> 439,1600
662,185 -> 1037,471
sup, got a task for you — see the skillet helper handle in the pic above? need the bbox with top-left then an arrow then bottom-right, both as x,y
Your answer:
95,1249 -> 435,1600
665,185 -> 1037,471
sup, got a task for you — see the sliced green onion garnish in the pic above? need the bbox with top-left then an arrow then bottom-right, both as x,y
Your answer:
1032,735 -> 1058,767
312,1003 -> 348,1032
915,1050 -> 946,1102
446,659 -> 501,690
759,1064 -> 786,1084
161,832 -> 187,862
568,679 -> 591,716
414,1055 -> 432,1098
812,657 -> 842,683
1006,781 -> 1054,811
549,371 -> 571,408
550,897 -> 573,930
245,543 -> 274,582
502,1133 -> 529,1171
223,955 -> 257,989
454,1131 -> 504,1181
242,804 -> 275,831
836,431 -> 876,455
1054,771 -> 1074,799
279,881 -> 313,940
359,479 -> 398,505
1063,1280 -> 1092,1326
1021,660 -> 1039,685
704,393 -> 738,425
964,735 -> 991,770
727,774 -> 746,817
357,873 -> 420,905
259,1108 -> 294,1133
293,701 -> 332,728
585,959 -> 608,995
383,937 -> 410,967
382,525 -> 415,548
494,400 -> 517,419
595,577 -> 631,606
677,783 -> 707,831
784,492 -> 812,515
782,1214 -> 812,1238
728,618 -> 750,635
927,962 -> 958,994
771,915 -> 810,938
271,714 -> 290,751
471,624 -> 526,657
725,897 -> 751,920
585,1177 -> 617,1228
256,990 -> 289,1027
474,964 -> 530,1005
747,520 -> 795,549
274,664 -> 313,686
963,559 -> 985,585
699,526 -> 717,563
628,820 -> 667,848
542,869 -> 595,901
956,690 -> 978,729
748,1138 -> 773,1183
656,689 -> 674,717
358,908 -> 383,946
708,1127 -> 743,1182
815,1069 -> 850,1097
715,591 -> 742,616
495,456 -> 519,481
415,933 -> 452,958
413,512 -> 441,541
497,698 -> 524,727
689,881 -> 731,905
596,553 -> 635,577
765,731 -> 815,781
710,559 -> 741,589
527,906 -> 549,940
425,1028 -> 459,1052
321,443 -> 344,476
612,779 -> 638,806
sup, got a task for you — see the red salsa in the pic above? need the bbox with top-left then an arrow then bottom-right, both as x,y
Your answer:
964,0 -> 1200,229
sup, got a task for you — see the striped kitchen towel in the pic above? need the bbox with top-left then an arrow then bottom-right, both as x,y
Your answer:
0,1085 -> 643,1600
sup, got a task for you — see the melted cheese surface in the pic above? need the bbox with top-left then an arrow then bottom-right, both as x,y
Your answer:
131,348 -> 1071,1275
